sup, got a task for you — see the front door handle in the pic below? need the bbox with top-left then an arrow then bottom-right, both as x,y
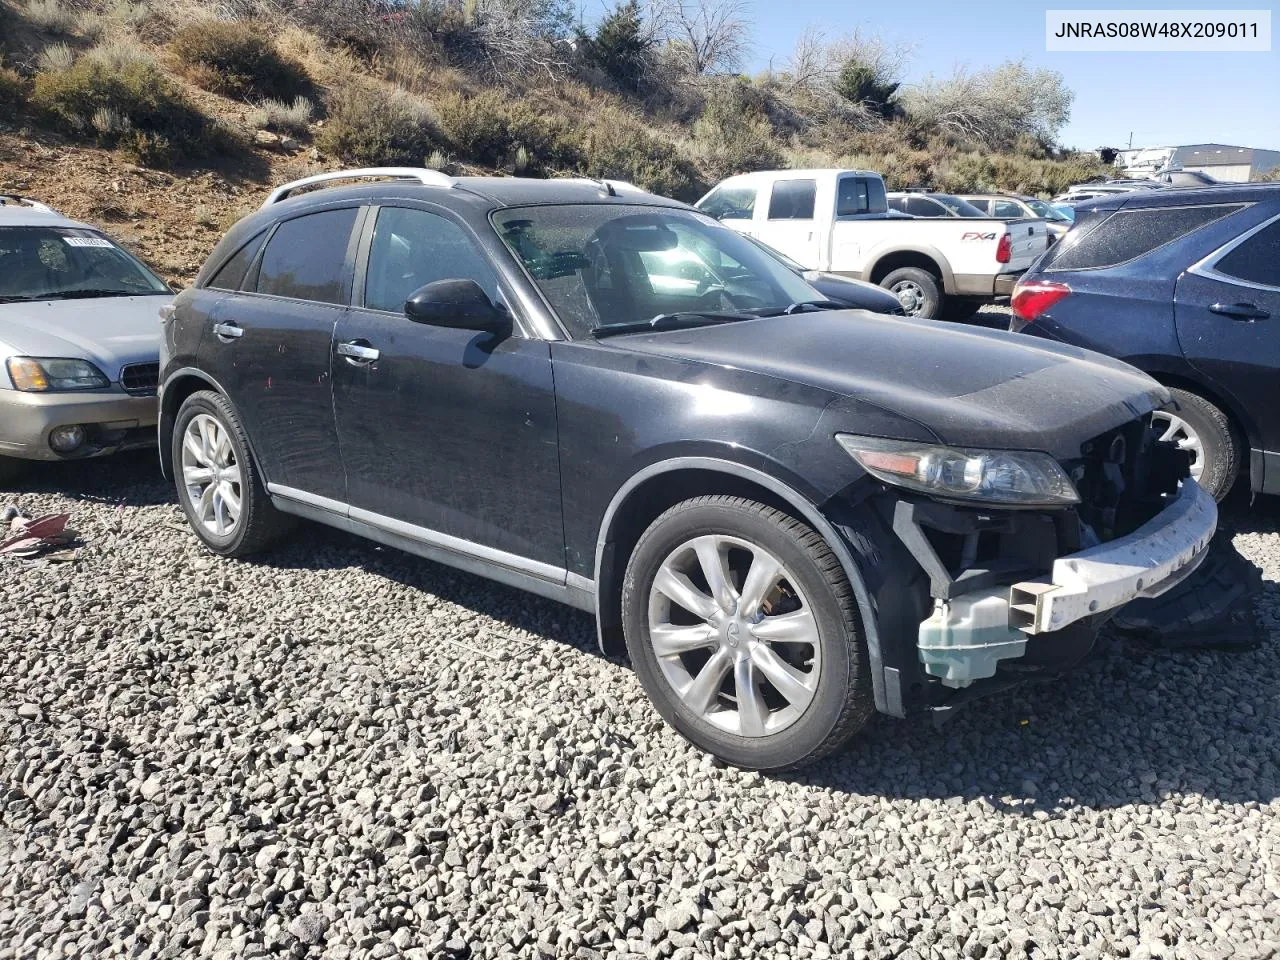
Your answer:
1209,302 -> 1269,321
337,340 -> 379,364
212,321 -> 243,340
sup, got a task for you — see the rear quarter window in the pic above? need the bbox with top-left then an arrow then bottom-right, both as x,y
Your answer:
1212,218 -> 1280,288
1044,203 -> 1246,272
206,231 -> 267,291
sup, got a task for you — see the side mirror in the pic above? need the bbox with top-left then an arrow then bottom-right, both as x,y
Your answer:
404,279 -> 509,334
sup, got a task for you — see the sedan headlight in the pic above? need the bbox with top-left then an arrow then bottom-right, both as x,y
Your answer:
836,434 -> 1080,506
6,357 -> 110,392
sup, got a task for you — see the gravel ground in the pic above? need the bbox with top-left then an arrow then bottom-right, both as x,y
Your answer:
2,452 -> 1278,960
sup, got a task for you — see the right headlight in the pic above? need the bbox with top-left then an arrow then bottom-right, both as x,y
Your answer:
836,434 -> 1080,506
6,357 -> 111,392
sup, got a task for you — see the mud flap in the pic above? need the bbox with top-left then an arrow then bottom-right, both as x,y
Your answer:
1108,530 -> 1265,650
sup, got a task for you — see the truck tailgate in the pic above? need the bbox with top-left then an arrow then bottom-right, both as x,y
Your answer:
1003,218 -> 1050,272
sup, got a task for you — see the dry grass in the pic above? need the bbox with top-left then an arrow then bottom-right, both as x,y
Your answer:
247,95 -> 312,136
21,0 -> 98,37
36,41 -> 75,72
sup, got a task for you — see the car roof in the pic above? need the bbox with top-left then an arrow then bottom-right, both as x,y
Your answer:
267,176 -> 692,215
1085,181 -> 1280,211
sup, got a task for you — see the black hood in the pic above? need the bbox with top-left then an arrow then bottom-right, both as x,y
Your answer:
610,312 -> 1169,459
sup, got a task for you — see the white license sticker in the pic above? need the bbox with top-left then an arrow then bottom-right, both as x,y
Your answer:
62,236 -> 114,248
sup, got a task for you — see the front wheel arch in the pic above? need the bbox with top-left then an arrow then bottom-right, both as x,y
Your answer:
592,460 -> 893,714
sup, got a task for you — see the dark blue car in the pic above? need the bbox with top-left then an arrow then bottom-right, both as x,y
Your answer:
1010,183 -> 1280,501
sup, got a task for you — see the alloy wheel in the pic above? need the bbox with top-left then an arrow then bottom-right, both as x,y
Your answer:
646,535 -> 821,737
181,413 -> 243,537
1152,410 -> 1206,484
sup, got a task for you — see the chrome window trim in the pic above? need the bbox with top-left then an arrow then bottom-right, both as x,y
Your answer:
1186,210 -> 1280,294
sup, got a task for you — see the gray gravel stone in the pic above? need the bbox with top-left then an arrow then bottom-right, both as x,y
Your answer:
1,451 -> 1278,960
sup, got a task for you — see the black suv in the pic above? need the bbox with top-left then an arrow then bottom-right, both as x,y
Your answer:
1011,183 -> 1280,501
161,169 -> 1216,771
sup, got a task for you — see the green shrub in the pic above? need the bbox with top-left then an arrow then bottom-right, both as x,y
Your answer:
436,90 -> 581,173
692,80 -> 784,181
170,21 -> 309,101
0,65 -> 27,119
576,123 -> 705,201
316,83 -> 438,166
32,53 -> 218,167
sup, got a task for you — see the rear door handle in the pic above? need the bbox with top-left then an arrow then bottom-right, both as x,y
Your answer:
1209,302 -> 1269,321
337,340 -> 379,364
212,321 -> 243,340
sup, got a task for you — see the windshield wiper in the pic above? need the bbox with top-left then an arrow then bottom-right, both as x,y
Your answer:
752,300 -> 846,317
593,311 -> 756,338
48,288 -> 143,300
0,294 -> 37,303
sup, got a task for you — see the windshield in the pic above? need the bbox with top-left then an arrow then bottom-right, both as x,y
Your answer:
0,226 -> 169,301
494,205 -> 820,337
1025,198 -> 1070,222
933,195 -> 988,218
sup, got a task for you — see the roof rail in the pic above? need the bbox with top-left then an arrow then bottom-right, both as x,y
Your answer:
0,195 -> 60,214
565,177 -> 647,196
261,168 -> 456,208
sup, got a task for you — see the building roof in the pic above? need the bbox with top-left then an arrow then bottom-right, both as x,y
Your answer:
1172,144 -> 1280,168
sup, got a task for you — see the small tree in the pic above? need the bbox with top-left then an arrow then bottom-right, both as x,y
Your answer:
651,0 -> 751,76
902,60 -> 1073,151
579,0 -> 656,92
834,58 -> 899,118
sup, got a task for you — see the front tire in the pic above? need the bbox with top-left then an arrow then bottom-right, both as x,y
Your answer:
622,496 -> 873,772
172,390 -> 292,556
880,266 -> 941,319
1153,388 -> 1239,501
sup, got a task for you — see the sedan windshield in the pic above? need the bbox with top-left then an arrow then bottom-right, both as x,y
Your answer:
0,227 -> 169,302
493,205 -> 821,338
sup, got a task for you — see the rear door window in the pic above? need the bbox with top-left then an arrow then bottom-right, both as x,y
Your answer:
255,208 -> 359,303
906,196 -> 943,217
767,180 -> 816,220
1212,218 -> 1280,288
1045,204 -> 1245,272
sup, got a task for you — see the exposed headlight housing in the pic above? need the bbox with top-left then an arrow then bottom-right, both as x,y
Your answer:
837,434 -> 1080,506
6,357 -> 110,392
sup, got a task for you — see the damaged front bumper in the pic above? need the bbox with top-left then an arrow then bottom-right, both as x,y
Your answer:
915,481 -> 1217,688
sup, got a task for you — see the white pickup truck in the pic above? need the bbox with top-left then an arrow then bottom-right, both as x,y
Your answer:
696,169 -> 1050,319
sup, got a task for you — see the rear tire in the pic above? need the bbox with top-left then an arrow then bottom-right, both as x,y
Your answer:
172,390 -> 293,557
1153,387 -> 1238,501
621,496 -> 873,772
879,267 -> 941,320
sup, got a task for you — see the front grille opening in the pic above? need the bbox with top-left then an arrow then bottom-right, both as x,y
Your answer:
120,362 -> 159,395
1066,417 -> 1189,542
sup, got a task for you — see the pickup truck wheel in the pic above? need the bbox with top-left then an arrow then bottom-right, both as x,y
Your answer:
880,267 -> 941,319
172,390 -> 293,557
1153,388 -> 1238,501
622,496 -> 873,772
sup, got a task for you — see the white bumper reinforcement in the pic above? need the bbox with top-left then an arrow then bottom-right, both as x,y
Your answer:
1009,481 -> 1218,635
